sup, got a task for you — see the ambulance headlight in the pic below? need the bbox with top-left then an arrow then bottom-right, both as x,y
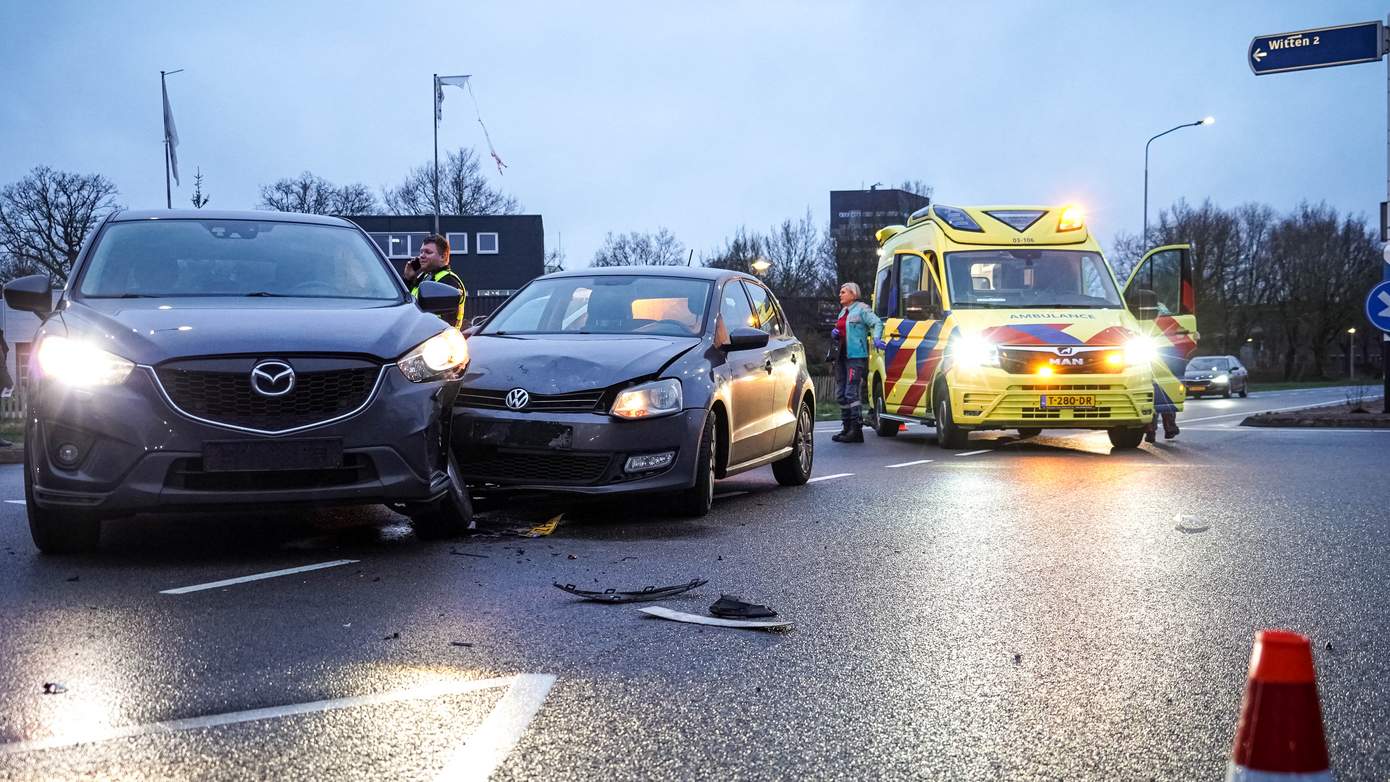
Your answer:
398,328 -> 469,382
952,333 -> 1000,369
1123,336 -> 1158,367
37,336 -> 134,387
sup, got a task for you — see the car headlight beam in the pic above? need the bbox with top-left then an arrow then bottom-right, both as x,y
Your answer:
1213,373 -> 1230,384
611,378 -> 683,420
36,336 -> 134,387
398,328 -> 470,383
1123,336 -> 1158,367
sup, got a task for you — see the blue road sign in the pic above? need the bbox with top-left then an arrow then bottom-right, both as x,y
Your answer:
1367,281 -> 1390,334
1249,21 -> 1384,75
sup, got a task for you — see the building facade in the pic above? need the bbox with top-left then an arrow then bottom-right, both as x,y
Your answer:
830,188 -> 931,290
344,214 -> 545,297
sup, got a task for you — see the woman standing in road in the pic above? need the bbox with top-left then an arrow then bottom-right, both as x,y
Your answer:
830,282 -> 885,443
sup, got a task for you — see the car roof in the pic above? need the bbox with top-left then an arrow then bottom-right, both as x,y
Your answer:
110,209 -> 355,228
543,265 -> 755,283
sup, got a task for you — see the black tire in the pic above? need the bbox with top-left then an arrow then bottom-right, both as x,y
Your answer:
1107,427 -> 1146,450
410,451 -> 474,541
673,413 -> 716,517
1016,428 -> 1041,439
934,385 -> 969,450
25,461 -> 101,555
772,401 -> 814,486
869,378 -> 899,438
1238,382 -> 1248,399
1222,385 -> 1232,399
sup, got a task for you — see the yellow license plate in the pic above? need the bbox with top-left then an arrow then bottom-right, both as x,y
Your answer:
1040,394 -> 1096,409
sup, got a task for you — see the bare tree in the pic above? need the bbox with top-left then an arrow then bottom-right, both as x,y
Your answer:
591,228 -> 686,267
762,210 -> 835,295
702,226 -> 765,275
0,166 -> 120,283
383,147 -> 520,216
898,179 -> 934,200
190,167 -> 210,208
258,171 -> 378,215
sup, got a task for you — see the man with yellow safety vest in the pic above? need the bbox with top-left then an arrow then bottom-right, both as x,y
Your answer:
403,234 -> 466,329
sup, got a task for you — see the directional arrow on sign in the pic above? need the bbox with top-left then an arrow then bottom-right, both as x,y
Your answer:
1253,49 -> 1267,62
1378,290 -> 1390,319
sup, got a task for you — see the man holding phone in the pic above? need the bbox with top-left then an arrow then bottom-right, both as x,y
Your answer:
403,234 -> 466,329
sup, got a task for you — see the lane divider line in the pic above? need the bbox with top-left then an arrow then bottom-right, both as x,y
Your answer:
159,559 -> 359,595
0,675 -> 523,755
955,450 -> 991,457
807,473 -> 853,483
885,459 -> 934,468
435,673 -> 558,781
4,500 -> 23,505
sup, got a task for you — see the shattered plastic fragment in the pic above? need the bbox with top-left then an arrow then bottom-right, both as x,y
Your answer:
554,578 -> 707,604
639,606 -> 792,631
1175,514 -> 1210,533
521,514 -> 562,538
709,595 -> 777,619
42,682 -> 66,695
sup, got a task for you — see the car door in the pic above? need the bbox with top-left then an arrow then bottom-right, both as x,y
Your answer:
1123,244 -> 1198,412
881,252 -> 946,416
717,280 -> 774,465
743,280 -> 800,451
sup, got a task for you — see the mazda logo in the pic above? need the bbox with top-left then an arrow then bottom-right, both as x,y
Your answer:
1055,346 -> 1076,356
504,388 -> 529,410
250,360 -> 296,398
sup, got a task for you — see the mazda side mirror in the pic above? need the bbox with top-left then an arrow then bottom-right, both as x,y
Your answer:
724,327 -> 769,351
4,275 -> 54,317
416,280 -> 463,320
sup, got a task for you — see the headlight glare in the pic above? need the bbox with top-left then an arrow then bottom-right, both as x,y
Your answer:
1123,336 -> 1158,367
36,336 -> 134,387
951,333 -> 999,369
1213,373 -> 1230,384
611,379 -> 683,420
399,328 -> 469,382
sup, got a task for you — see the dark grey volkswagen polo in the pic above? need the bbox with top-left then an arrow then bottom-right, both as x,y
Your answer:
5,210 -> 472,553
455,267 -> 815,516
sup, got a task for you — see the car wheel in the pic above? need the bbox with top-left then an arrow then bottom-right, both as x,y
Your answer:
772,401 -> 814,486
1239,381 -> 1248,399
1223,385 -> 1232,399
934,385 -> 968,450
1107,427 -> 1146,450
870,379 -> 899,438
410,451 -> 475,541
673,413 -> 716,517
25,460 -> 101,555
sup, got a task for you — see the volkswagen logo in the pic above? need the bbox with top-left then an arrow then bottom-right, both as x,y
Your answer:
1055,346 -> 1076,356
504,388 -> 530,410
250,360 -> 296,398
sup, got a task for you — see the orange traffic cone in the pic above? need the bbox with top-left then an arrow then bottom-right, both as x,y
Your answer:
1226,630 -> 1332,780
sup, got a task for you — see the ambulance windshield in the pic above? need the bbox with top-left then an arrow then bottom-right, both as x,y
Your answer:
944,249 -> 1122,309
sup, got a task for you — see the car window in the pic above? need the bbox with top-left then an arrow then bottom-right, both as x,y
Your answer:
719,281 -> 757,332
873,266 -> 894,318
483,275 -> 710,336
78,220 -> 401,300
742,282 -> 784,336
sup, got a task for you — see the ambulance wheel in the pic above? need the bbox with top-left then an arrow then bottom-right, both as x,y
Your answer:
1016,428 -> 1041,439
1107,427 -> 1146,450
934,384 -> 969,450
870,379 -> 898,438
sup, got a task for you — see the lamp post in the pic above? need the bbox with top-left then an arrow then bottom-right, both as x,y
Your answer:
1144,116 -> 1214,244
750,257 -> 771,276
1348,327 -> 1357,381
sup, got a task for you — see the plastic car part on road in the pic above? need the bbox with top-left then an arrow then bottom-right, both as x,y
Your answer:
554,578 -> 708,603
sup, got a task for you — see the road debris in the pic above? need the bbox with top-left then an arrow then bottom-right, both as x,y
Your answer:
638,606 -> 792,631
65,576 -> 79,582
709,595 -> 777,619
449,549 -> 488,558
1014,653 -> 1022,664
382,632 -> 400,641
1175,515 -> 1210,534
450,641 -> 474,648
519,514 -> 562,538
42,682 -> 66,695
555,578 -> 708,604
567,554 -> 578,560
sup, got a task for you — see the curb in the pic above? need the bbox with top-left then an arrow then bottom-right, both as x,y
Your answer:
1241,415 -> 1390,428
0,448 -> 22,465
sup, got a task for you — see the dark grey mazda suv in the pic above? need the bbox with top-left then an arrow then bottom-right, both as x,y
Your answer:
455,267 -> 815,516
5,210 -> 472,553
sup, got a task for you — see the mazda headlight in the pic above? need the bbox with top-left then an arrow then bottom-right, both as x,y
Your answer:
1123,336 -> 1158,367
611,379 -> 683,420
37,336 -> 134,387
951,333 -> 999,369
398,328 -> 469,383
1213,373 -> 1230,384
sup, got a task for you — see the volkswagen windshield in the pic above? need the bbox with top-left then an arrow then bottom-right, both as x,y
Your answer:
944,249 -> 1123,309
482,274 -> 713,336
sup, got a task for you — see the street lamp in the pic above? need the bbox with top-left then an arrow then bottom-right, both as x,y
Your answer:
1348,327 -> 1356,381
1144,116 -> 1214,244
750,257 -> 771,275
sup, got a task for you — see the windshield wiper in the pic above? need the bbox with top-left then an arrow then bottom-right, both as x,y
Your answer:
243,291 -> 294,297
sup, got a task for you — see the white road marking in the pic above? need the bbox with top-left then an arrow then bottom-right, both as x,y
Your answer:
4,499 -> 23,505
435,673 -> 557,781
955,450 -> 991,457
159,559 -> 359,595
885,459 -> 934,468
807,473 -> 853,483
0,675 -> 524,755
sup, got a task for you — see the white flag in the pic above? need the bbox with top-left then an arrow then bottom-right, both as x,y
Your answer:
162,80 -> 180,186
434,74 -> 470,122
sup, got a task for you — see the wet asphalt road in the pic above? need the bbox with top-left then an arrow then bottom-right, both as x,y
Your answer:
0,386 -> 1386,780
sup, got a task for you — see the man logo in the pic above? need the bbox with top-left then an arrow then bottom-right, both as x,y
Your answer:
505,388 -> 530,410
1055,346 -> 1076,356
250,360 -> 296,397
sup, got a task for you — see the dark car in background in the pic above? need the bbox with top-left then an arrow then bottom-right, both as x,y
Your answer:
5,210 -> 472,553
454,267 -> 815,516
1183,355 -> 1249,398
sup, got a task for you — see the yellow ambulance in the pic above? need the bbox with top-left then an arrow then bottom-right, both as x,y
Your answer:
864,203 -> 1197,450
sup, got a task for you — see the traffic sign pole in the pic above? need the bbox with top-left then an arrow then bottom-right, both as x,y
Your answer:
1385,14 -> 1389,411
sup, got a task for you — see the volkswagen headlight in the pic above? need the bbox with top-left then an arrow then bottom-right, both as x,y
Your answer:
611,379 -> 683,420
398,328 -> 469,383
951,333 -> 999,369
1213,373 -> 1230,384
1123,336 -> 1158,367
37,336 -> 134,387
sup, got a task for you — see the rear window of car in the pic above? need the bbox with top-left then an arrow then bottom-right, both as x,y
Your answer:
78,219 -> 402,300
483,275 -> 712,337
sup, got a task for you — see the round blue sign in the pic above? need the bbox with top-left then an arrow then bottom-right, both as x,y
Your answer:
1367,281 -> 1390,334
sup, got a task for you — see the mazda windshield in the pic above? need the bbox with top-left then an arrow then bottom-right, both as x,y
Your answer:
483,274 -> 713,336
77,219 -> 403,300
945,249 -> 1123,309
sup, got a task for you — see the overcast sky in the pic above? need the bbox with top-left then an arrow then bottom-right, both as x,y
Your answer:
2,0 -> 1385,266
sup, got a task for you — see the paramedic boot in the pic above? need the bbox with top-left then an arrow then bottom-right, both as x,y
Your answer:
842,424 -> 865,443
831,414 -> 852,442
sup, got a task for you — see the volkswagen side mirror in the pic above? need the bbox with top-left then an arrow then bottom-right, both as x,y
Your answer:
724,327 -> 769,351
4,275 -> 53,317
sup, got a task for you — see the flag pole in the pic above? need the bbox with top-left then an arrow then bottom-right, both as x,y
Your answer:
162,70 -> 171,209
433,73 -> 440,234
